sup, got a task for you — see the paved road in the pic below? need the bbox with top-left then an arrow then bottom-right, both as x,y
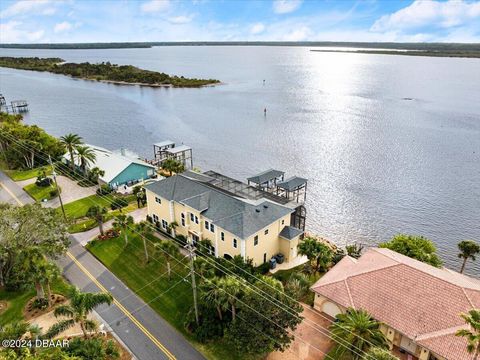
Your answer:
0,170 -> 35,205
0,170 -> 204,360
59,237 -> 205,360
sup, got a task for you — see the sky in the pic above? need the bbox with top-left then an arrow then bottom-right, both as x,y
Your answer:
1,0 -> 480,44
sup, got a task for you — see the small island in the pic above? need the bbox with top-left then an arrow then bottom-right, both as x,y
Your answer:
0,57 -> 220,87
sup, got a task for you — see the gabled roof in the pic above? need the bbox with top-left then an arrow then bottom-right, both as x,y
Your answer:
279,226 -> 304,240
145,174 -> 294,239
62,144 -> 155,183
311,248 -> 480,360
247,169 -> 284,184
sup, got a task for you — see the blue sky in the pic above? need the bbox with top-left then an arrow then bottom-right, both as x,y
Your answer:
1,0 -> 480,43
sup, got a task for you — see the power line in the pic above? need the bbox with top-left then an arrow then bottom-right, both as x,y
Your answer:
0,132 -> 374,359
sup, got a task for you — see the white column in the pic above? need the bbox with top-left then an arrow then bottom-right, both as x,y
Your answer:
214,227 -> 219,257
241,238 -> 246,259
169,201 -> 175,237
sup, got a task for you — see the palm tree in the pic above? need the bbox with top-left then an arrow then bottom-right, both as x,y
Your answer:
219,276 -> 243,321
86,205 -> 107,236
60,133 -> 83,172
0,321 -> 41,343
456,309 -> 480,360
113,214 -> 134,246
200,277 -> 225,320
75,145 -> 96,174
194,257 -> 215,279
89,166 -> 105,189
154,240 -> 180,280
135,221 -> 153,263
46,287 -> 113,339
162,158 -> 185,176
298,237 -> 333,274
41,261 -> 60,307
285,272 -> 310,300
330,308 -> 387,360
458,240 -> 480,274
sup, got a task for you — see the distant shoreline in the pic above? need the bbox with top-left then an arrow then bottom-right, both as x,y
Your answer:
1,41 -> 479,52
310,49 -> 480,59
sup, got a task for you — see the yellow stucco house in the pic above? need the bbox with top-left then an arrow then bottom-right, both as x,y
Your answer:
311,247 -> 480,360
144,170 -> 306,266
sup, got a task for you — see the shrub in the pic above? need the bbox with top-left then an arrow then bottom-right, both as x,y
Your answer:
49,189 -> 59,197
96,184 -> 113,196
255,262 -> 270,275
146,215 -> 153,223
32,297 -> 49,310
110,197 -> 128,210
35,176 -> 53,187
175,234 -> 188,246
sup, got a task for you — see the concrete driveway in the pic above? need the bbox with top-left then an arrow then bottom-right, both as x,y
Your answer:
16,175 -> 96,207
268,304 -> 334,360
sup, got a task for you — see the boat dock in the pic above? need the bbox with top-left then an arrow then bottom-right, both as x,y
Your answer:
0,94 -> 29,113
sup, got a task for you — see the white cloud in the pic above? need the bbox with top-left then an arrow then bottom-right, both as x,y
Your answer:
168,15 -> 194,24
54,21 -> 72,33
42,7 -> 56,16
0,0 -> 51,18
273,0 -> 302,15
250,23 -> 265,35
0,20 -> 44,42
372,0 -> 480,32
141,0 -> 170,13
282,26 -> 312,41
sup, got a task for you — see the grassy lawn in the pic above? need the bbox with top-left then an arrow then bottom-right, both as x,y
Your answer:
66,196 -> 140,233
62,194 -> 137,220
0,277 -> 72,326
87,231 -> 243,360
23,182 -> 60,202
4,165 -> 52,181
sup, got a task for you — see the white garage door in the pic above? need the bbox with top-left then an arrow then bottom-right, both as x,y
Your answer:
322,301 -> 342,318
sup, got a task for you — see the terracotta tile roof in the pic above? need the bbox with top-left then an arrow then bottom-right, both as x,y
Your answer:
311,248 -> 480,360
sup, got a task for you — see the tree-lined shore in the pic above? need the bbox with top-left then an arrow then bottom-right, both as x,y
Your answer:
0,57 -> 220,88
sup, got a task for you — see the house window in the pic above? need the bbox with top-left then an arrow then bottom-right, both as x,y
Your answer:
264,229 -> 269,235
205,220 -> 210,230
195,216 -> 199,224
233,238 -> 237,248
152,214 -> 159,223
161,219 -> 168,230
190,213 -> 194,222
210,223 -> 215,233
155,197 -> 161,204
181,213 -> 185,226
281,219 -> 285,225
221,232 -> 225,241
254,235 -> 258,246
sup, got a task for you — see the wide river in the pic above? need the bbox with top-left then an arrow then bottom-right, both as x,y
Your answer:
1,46 -> 479,275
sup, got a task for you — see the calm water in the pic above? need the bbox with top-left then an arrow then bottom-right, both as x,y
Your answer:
1,46 -> 479,275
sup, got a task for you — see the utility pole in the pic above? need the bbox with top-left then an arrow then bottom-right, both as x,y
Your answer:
49,155 -> 67,222
187,241 -> 199,325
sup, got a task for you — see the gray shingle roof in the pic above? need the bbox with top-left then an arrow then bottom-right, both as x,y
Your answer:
247,169 -> 284,184
145,175 -> 293,239
279,226 -> 304,240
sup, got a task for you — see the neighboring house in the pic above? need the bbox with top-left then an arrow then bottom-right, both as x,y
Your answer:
144,171 -> 305,266
311,247 -> 480,360
62,144 -> 156,188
